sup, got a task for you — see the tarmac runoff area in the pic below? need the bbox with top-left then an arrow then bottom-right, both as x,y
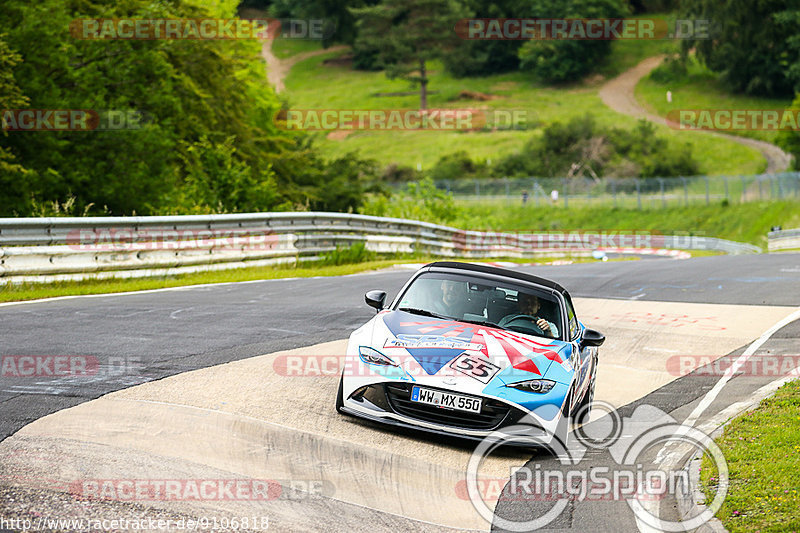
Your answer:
0,298 -> 795,531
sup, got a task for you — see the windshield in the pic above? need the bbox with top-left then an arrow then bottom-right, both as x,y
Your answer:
395,272 -> 563,339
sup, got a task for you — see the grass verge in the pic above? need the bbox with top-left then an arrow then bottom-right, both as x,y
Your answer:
444,200 -> 800,248
700,379 -> 800,532
0,254 -> 629,303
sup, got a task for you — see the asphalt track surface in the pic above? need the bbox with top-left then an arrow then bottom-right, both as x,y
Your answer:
1,253 -> 799,531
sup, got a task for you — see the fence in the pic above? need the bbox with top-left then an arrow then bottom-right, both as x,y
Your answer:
0,213 -> 762,285
428,172 -> 800,208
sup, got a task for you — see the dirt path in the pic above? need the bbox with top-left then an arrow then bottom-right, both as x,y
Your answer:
599,55 -> 792,173
261,39 -> 348,93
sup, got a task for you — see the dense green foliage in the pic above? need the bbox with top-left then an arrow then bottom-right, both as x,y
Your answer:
427,116 -> 698,180
517,0 -> 629,83
441,0 -> 523,77
680,0 -> 800,97
0,0 -> 375,216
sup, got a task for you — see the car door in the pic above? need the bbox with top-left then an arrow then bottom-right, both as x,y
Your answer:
565,296 -> 592,402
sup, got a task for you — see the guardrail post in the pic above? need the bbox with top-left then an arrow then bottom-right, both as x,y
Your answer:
563,178 -> 568,208
612,179 -> 617,208
636,179 -> 641,210
682,177 -> 688,206
740,175 -> 746,203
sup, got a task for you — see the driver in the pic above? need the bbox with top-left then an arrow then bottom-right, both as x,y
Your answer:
498,292 -> 558,338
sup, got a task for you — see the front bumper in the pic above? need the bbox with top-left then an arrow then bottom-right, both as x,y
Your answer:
341,382 -> 558,445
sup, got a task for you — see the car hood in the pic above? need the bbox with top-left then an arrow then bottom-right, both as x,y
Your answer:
363,310 -> 573,386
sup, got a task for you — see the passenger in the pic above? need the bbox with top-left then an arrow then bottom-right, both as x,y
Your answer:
431,279 -> 468,317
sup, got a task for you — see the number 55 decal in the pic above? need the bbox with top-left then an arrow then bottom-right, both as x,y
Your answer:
449,352 -> 500,384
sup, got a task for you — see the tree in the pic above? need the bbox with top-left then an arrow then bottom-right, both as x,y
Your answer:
441,0 -> 524,77
352,0 -> 468,109
0,0 -> 376,216
0,34 -> 33,214
681,0 -> 800,97
517,0 -> 629,83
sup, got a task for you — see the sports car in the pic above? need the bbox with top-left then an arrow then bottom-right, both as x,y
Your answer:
336,261 -> 605,447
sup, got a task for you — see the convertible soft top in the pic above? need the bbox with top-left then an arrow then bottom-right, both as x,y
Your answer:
423,261 -> 569,295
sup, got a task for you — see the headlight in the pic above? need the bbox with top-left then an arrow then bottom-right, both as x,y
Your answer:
358,346 -> 398,367
506,379 -> 556,394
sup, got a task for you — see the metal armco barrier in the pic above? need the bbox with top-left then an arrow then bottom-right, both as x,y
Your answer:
768,228 -> 800,251
0,213 -> 761,284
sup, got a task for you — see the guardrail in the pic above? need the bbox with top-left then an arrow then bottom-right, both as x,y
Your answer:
767,228 -> 800,251
0,213 -> 761,284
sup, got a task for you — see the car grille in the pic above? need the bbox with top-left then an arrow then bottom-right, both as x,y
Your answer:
384,383 -> 513,430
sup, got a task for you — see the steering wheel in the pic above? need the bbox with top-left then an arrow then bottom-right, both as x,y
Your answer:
502,315 -> 545,336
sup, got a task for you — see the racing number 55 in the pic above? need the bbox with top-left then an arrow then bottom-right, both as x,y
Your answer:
449,353 -> 500,384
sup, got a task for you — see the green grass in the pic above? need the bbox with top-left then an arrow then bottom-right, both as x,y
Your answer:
444,200 -> 800,248
635,56 -> 792,144
700,379 -> 800,532
271,37 -> 325,59
283,48 -> 765,175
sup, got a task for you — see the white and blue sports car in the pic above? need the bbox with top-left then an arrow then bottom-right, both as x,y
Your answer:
336,261 -> 605,446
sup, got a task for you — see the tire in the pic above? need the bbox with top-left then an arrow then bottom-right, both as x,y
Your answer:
335,372 -> 345,413
575,357 -> 597,424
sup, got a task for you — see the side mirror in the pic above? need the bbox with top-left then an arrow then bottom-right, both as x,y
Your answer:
365,290 -> 387,312
581,328 -> 605,347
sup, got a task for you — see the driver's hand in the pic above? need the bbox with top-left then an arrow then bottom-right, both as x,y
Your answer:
536,318 -> 551,335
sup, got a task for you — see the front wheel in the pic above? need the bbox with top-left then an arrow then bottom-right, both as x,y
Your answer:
574,357 -> 597,424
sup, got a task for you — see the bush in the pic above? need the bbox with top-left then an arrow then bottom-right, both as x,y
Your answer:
360,177 -> 461,223
320,242 -> 375,265
429,151 -> 485,181
649,56 -> 688,84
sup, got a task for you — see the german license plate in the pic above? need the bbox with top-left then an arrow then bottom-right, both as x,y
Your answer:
410,386 -> 482,413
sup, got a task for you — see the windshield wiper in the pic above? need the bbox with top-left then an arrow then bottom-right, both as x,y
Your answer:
397,307 -> 451,320
459,318 -> 501,329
